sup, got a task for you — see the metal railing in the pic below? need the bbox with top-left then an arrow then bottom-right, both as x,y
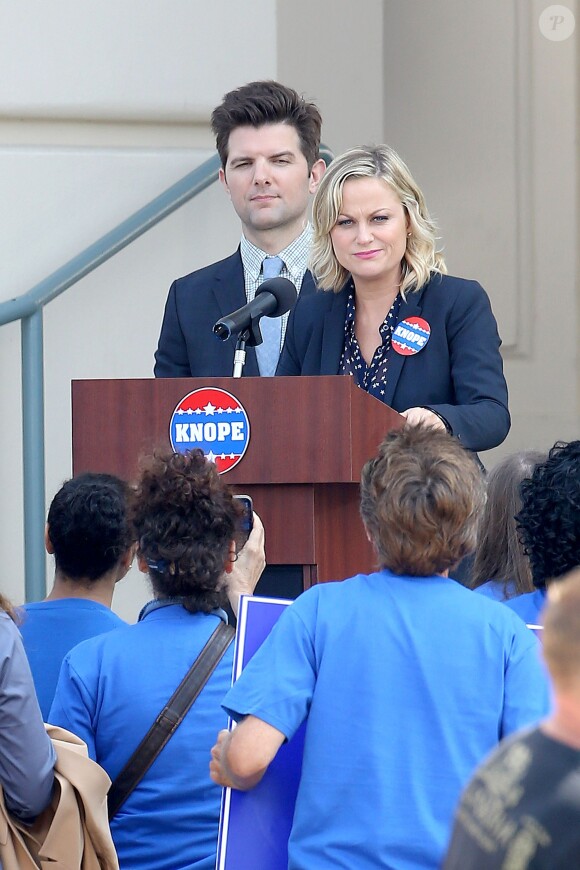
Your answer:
0,145 -> 333,601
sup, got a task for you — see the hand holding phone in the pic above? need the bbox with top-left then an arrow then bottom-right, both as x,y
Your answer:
234,494 -> 253,548
226,508 -> 265,616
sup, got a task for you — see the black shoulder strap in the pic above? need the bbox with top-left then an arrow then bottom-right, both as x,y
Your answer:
107,621 -> 235,821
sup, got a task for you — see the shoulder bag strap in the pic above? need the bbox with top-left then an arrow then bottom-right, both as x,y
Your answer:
107,621 -> 235,820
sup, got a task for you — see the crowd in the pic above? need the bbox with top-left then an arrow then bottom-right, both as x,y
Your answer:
1,78 -> 578,869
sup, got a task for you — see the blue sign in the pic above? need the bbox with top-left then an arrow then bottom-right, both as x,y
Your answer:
216,596 -> 304,870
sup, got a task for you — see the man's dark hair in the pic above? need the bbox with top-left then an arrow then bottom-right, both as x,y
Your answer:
131,450 -> 244,614
211,80 -> 322,170
517,440 -> 580,589
47,473 -> 132,582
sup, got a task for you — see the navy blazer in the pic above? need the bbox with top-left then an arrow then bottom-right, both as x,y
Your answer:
154,251 -> 317,378
277,274 -> 510,452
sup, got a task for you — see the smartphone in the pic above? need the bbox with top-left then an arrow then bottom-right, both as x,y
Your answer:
234,494 -> 253,548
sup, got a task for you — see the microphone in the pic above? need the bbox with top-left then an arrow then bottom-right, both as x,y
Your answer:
213,277 -> 297,342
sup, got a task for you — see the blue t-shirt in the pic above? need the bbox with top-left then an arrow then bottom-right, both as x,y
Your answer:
49,604 -> 233,870
504,588 -> 547,626
224,571 -> 550,870
19,598 -> 125,719
473,579 -> 518,602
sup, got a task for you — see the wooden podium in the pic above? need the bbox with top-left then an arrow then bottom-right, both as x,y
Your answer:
72,376 -> 403,590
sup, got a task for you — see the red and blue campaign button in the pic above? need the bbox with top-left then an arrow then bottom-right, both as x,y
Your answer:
392,316 -> 431,356
169,387 -> 250,474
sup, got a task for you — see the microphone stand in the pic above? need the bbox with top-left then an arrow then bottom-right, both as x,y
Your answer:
232,329 -> 249,378
231,320 -> 264,378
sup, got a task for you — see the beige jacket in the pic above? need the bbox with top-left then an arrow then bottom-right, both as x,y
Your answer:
0,725 -> 119,869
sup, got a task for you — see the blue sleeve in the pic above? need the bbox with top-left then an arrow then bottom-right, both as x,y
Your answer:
154,280 -> 192,377
48,652 -> 98,760
500,622 -> 551,738
223,596 -> 318,740
0,617 -> 55,819
424,280 -> 510,451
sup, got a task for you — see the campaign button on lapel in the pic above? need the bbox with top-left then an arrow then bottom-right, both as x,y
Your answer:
392,316 -> 431,356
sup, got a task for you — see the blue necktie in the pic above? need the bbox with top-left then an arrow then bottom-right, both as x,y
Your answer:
255,256 -> 284,377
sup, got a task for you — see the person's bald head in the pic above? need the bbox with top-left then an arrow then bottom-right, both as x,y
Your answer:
542,567 -> 580,694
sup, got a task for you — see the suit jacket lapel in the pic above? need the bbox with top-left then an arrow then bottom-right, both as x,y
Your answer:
211,257 -> 317,378
321,288 -> 349,374
300,269 -> 317,298
212,250 -> 247,318
212,250 -> 259,375
383,284 -> 427,407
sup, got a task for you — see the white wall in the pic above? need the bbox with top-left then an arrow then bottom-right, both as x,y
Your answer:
277,0 -> 385,153
0,0 -> 273,121
0,0 -> 277,617
379,0 -> 579,465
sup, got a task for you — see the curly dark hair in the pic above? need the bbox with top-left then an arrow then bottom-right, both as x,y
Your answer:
516,440 -> 580,589
47,473 -> 132,582
211,80 -> 322,170
131,450 -> 243,614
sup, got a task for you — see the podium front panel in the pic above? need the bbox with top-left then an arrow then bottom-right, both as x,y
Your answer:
72,376 -> 399,584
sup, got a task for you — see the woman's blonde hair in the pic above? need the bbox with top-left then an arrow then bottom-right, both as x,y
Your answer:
310,144 -> 446,296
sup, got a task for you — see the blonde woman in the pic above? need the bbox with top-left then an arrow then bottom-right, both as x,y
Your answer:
277,145 -> 510,452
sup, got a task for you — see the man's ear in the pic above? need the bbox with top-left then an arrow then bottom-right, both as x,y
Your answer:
308,158 -> 326,195
44,524 -> 54,555
115,544 -> 137,582
137,554 -> 150,575
219,167 -> 230,196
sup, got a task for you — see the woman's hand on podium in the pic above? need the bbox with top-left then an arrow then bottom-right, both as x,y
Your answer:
401,406 -> 448,432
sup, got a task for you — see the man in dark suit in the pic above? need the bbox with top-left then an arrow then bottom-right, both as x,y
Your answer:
154,81 -> 326,378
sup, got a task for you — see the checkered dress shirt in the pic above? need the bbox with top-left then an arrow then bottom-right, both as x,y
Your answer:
240,224 -> 313,349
